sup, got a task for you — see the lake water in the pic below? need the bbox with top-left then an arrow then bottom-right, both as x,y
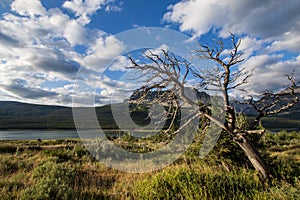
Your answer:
0,130 -> 157,140
0,130 -> 86,140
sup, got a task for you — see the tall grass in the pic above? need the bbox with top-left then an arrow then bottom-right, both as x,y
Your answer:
132,164 -> 266,200
0,132 -> 299,200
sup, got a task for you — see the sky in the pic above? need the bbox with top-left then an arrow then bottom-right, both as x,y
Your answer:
0,0 -> 299,106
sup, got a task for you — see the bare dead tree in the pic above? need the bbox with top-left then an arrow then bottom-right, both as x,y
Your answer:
128,35 -> 299,180
243,70 -> 299,129
128,50 -> 213,137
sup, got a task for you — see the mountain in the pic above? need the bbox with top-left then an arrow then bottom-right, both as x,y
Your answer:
0,101 -> 151,130
0,87 -> 299,131
128,88 -> 211,104
0,101 -> 74,129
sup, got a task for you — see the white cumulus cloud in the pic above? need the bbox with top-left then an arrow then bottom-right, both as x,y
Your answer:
11,0 -> 46,17
63,0 -> 114,25
164,0 -> 300,52
0,0 -> 125,106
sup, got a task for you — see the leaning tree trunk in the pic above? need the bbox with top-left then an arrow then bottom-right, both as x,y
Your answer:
235,134 -> 270,180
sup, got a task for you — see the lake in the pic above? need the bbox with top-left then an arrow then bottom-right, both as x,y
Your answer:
0,130 -> 86,140
0,130 -> 158,140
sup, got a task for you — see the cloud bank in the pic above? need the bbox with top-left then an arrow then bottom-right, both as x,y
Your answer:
0,0 -> 127,106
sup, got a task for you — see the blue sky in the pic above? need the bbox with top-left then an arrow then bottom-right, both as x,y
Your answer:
0,0 -> 299,106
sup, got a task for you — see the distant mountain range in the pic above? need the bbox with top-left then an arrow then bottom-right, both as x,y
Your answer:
0,101 -> 74,129
128,88 -> 211,103
0,87 -> 299,131
0,101 -> 157,130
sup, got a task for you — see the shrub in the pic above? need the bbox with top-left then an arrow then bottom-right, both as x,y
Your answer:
0,158 -> 18,176
0,180 -> 24,193
133,165 -> 268,200
268,157 -> 300,185
0,192 -> 15,200
73,145 -> 90,158
0,145 -> 17,154
72,190 -> 107,200
43,149 -> 72,162
19,161 -> 76,200
27,146 -> 42,151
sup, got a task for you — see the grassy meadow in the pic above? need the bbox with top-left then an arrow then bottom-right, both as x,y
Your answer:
0,131 -> 299,200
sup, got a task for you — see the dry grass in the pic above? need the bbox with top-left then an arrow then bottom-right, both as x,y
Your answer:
0,131 -> 299,199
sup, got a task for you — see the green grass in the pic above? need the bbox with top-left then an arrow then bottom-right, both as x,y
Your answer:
133,166 -> 266,200
0,131 -> 299,199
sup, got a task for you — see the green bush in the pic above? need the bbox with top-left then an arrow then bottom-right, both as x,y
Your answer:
43,149 -> 72,162
261,131 -> 300,185
72,191 -> 107,200
0,192 -> 15,200
133,166 -> 269,200
73,145 -> 90,158
121,133 -> 138,143
0,145 -> 17,154
0,158 -> 18,176
19,161 -> 76,200
263,131 -> 300,147
268,157 -> 300,185
0,180 -> 24,193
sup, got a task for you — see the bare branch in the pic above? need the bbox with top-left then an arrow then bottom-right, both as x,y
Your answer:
242,71 -> 299,129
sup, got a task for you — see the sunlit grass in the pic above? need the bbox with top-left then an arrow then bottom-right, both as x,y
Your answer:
0,131 -> 299,199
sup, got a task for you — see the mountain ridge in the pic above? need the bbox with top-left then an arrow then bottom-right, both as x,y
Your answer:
0,94 -> 299,131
